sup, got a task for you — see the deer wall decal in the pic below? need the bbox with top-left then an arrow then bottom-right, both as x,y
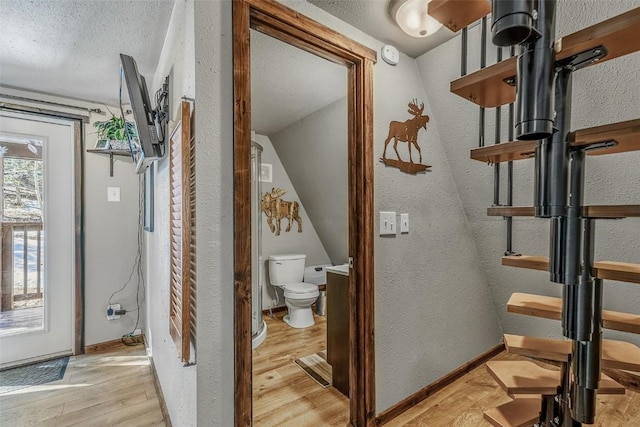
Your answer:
261,188 -> 302,236
383,99 -> 430,165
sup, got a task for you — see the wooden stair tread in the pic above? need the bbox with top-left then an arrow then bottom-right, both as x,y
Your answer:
486,360 -> 625,395
470,118 -> 640,163
555,8 -> 640,68
504,334 -> 640,371
486,360 -> 561,394
428,0 -> 491,33
470,139 -> 536,163
483,398 -> 541,427
487,205 -> 640,218
594,261 -> 640,284
570,119 -> 640,156
503,255 -> 640,284
452,8 -> 640,107
507,293 -> 640,334
502,255 -> 549,272
504,334 -> 571,362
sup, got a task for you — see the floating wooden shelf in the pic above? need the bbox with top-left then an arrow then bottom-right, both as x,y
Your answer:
487,205 -> 640,218
507,293 -> 640,334
483,397 -> 541,427
451,8 -> 640,107
503,256 -> 640,284
504,334 -> 640,371
429,0 -> 491,33
569,118 -> 640,156
486,360 -> 624,395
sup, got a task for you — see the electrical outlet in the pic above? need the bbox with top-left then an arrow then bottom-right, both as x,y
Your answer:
107,304 -> 121,320
133,328 -> 142,336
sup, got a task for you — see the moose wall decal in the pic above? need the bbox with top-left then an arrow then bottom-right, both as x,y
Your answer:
261,188 -> 303,236
381,99 -> 431,174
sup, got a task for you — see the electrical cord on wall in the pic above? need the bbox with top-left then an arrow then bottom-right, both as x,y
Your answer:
108,176 -> 146,347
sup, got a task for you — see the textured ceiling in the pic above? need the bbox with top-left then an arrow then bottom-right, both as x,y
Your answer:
0,0 -> 451,131
251,30 -> 346,136
0,0 -> 174,106
308,0 -> 458,58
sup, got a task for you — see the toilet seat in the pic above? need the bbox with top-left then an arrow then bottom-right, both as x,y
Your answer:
283,282 -> 319,299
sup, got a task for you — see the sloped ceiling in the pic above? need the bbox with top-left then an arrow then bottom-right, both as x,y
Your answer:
251,30 -> 346,135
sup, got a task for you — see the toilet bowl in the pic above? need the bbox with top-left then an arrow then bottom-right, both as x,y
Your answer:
268,254 -> 319,328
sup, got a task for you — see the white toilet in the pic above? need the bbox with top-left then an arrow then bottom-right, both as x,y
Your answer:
268,254 -> 319,328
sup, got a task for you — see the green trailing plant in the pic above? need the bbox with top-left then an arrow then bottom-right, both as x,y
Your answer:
93,112 -> 137,142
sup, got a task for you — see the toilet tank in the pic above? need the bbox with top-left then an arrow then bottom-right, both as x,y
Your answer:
268,254 -> 306,284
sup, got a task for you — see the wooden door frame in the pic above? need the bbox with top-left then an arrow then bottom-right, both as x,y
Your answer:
233,0 -> 376,425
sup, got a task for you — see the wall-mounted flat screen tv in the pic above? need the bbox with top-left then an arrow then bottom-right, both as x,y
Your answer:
120,53 -> 165,174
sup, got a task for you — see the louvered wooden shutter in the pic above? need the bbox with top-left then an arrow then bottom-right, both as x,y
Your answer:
169,100 -> 196,362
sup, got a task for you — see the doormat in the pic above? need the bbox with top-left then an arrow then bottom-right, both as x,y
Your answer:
294,350 -> 332,388
0,356 -> 69,394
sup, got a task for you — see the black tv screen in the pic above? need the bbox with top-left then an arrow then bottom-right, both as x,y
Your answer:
120,53 -> 163,174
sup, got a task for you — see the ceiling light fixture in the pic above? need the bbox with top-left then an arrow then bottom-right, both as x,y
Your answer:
390,0 -> 443,38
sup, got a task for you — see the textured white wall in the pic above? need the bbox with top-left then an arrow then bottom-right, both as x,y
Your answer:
193,0 -> 235,425
146,1 -> 197,426
256,133 -> 331,310
0,87 -> 142,346
271,98 -> 349,266
416,0 -> 640,345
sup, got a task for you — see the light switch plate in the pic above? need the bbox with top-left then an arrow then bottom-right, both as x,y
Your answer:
379,211 -> 396,235
400,213 -> 409,233
107,187 -> 120,202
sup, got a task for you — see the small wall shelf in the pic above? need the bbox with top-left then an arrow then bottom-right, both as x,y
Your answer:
86,149 -> 132,177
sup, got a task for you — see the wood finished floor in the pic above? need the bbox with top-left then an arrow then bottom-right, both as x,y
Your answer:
0,344 -> 165,427
2,316 -> 637,426
253,311 -> 350,426
385,352 -> 640,427
255,311 -> 640,426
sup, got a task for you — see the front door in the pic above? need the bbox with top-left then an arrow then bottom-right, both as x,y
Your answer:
0,111 -> 75,368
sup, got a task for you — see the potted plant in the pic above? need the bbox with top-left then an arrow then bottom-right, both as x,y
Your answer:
93,112 -> 137,150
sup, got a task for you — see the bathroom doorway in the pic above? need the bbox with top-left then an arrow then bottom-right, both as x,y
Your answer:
233,0 -> 376,425
250,27 -> 349,424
